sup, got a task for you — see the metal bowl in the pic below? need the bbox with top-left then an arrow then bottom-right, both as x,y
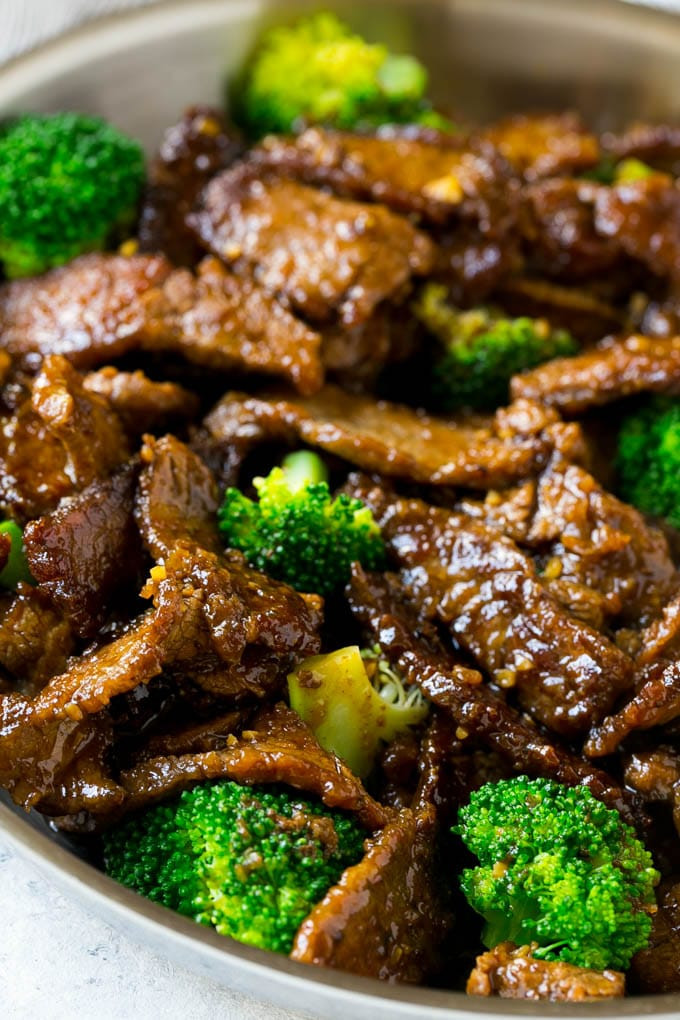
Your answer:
1,1 -> 680,1016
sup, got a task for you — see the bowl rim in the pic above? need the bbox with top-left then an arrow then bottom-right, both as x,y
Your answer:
2,0 -> 680,1015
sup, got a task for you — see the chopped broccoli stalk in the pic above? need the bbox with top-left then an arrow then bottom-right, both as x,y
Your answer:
617,397 -> 680,528
288,645 -> 428,777
0,113 -> 145,278
234,11 -> 451,138
103,780 -> 364,954
455,776 -> 659,971
414,283 -> 578,411
217,451 -> 385,596
0,521 -> 33,589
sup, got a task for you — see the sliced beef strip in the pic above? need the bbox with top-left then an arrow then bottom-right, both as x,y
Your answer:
496,276 -> 623,344
0,355 -> 130,521
430,226 -> 521,304
602,122 -> 680,175
467,943 -> 624,1000
24,462 -> 143,640
138,105 -> 242,266
36,717 -> 125,819
347,565 -> 636,823
320,301 -> 421,393
138,257 -> 323,395
0,253 -> 173,372
189,163 -> 435,327
134,434 -> 221,560
0,585 -> 74,697
117,703 -> 389,831
629,879 -> 680,993
134,709 -> 246,760
348,482 -> 633,737
257,127 -> 516,233
475,113 -> 600,181
83,367 -> 199,435
204,387 -> 553,489
594,176 -> 680,281
511,334 -> 680,413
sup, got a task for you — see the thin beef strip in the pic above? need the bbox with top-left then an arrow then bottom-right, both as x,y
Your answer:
348,480 -> 633,738
138,105 -> 242,266
83,367 -> 199,435
467,943 -> 624,1000
496,276 -> 623,344
0,586 -> 73,697
602,122 -> 680,175
629,879 -> 680,993
189,163 -> 435,326
475,113 -> 600,181
594,175 -> 680,281
511,334 -> 680,413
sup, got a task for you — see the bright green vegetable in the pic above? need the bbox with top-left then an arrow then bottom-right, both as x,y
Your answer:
0,113 -> 145,278
218,450 -> 385,596
233,11 -> 451,139
414,283 -> 578,411
103,780 -> 364,953
455,776 -> 659,971
617,397 -> 680,528
288,644 -> 428,777
584,155 -> 655,185
0,521 -> 33,589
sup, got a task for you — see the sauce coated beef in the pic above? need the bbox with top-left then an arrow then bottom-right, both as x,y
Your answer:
4,101 -> 680,1000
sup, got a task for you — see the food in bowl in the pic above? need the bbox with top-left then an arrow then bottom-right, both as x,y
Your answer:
1,8 -> 680,1001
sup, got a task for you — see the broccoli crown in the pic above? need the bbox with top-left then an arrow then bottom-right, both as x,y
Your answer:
217,451 -> 385,596
103,780 -> 365,954
234,11 -> 448,138
0,521 -> 33,589
0,113 -> 145,278
455,776 -> 659,971
617,397 -> 680,528
414,284 -> 578,411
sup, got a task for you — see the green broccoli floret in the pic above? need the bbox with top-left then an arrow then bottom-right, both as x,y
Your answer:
0,521 -> 33,589
218,450 -> 385,596
617,397 -> 680,528
234,11 -> 451,139
584,156 -> 656,185
414,283 -> 578,411
456,776 -> 659,971
0,113 -> 145,278
103,780 -> 365,953
288,644 -> 428,777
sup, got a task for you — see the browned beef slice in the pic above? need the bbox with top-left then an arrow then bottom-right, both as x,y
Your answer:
624,749 -> 680,805
204,387 -> 552,489
291,806 -> 448,981
602,122 -> 680,174
138,105 -> 242,266
36,718 -> 125,818
0,355 -> 130,520
139,257 -> 323,395
320,302 -> 421,392
118,703 -> 389,831
467,943 -> 624,1000
521,179 -> 621,280
347,565 -> 635,822
83,367 -> 199,434
630,879 -> 680,993
189,164 -> 435,326
430,226 -> 521,304
476,113 -> 600,181
594,176 -> 680,280
0,253 -> 173,372
496,276 -> 623,344
135,709 -> 245,760
135,434 -> 221,560
257,127 -> 516,232
511,334 -> 680,413
24,462 -> 143,640
0,586 -> 73,696
349,482 -> 633,737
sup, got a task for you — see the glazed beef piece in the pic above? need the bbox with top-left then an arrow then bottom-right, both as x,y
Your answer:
0,587 -> 73,697
0,253 -> 173,372
139,257 -> 323,395
257,127 -> 517,233
467,943 -> 624,1000
83,368 -> 199,435
204,387 -> 556,489
511,334 -> 680,413
624,749 -> 680,836
594,176 -> 680,281
138,105 -> 242,266
24,462 -> 143,640
475,113 -> 599,181
602,122 -> 680,175
630,879 -> 680,993
497,276 -> 623,343
189,164 -> 435,326
349,480 -> 633,737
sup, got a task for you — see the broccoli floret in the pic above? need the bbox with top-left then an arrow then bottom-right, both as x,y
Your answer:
584,156 -> 655,185
0,113 -> 145,278
103,780 -> 364,953
414,283 -> 578,411
217,450 -> 385,596
617,397 -> 680,528
288,644 -> 428,777
234,11 -> 450,139
455,776 -> 659,971
0,521 -> 33,589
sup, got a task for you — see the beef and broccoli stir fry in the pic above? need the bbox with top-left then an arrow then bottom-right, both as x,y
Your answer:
2,9 -> 680,1003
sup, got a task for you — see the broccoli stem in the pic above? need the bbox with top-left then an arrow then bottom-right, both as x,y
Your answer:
281,450 -> 329,492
